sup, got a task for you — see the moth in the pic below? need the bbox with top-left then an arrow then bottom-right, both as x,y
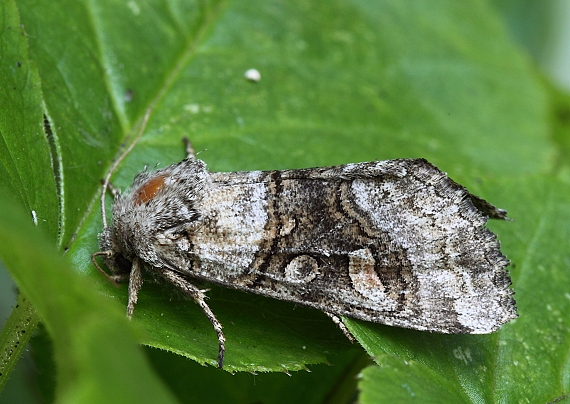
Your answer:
92,137 -> 517,368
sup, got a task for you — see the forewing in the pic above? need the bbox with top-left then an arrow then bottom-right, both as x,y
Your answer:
183,159 -> 516,334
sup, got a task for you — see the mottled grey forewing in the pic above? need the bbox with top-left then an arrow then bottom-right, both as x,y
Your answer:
183,159 -> 516,334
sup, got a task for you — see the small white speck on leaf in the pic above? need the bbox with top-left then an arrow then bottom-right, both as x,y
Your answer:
244,68 -> 261,82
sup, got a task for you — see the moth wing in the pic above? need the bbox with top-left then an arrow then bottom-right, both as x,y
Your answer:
183,160 -> 516,334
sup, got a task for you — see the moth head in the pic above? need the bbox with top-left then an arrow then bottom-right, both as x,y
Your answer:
91,181 -> 157,286
111,159 -> 207,263
92,158 -> 208,283
91,225 -> 132,286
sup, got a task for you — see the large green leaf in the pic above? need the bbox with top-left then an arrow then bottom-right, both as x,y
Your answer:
0,0 -> 567,402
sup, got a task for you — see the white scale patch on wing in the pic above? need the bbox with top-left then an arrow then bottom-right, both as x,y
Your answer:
347,248 -> 399,311
284,255 -> 319,284
350,179 -> 478,265
192,176 -> 268,276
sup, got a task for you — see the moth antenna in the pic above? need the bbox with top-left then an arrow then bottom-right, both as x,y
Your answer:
90,251 -> 120,287
183,137 -> 195,159
100,108 -> 152,227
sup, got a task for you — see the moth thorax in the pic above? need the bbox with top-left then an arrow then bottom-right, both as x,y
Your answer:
134,175 -> 167,205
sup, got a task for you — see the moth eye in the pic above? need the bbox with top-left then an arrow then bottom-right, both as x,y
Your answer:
135,175 -> 166,205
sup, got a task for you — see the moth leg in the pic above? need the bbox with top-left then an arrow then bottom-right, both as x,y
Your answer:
98,178 -> 120,198
182,137 -> 195,159
325,312 -> 356,343
126,258 -> 144,318
159,269 -> 226,369
106,182 -> 119,198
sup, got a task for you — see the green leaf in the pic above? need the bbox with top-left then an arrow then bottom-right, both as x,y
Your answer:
358,359 -> 465,403
61,0 -> 548,373
1,0 -> 568,402
146,347 -> 368,403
